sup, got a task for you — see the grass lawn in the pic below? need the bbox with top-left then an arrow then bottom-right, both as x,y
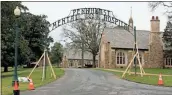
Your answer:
95,68 -> 172,87
2,66 -> 65,95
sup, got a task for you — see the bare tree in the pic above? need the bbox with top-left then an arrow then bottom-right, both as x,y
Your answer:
62,14 -> 106,68
148,2 -> 172,17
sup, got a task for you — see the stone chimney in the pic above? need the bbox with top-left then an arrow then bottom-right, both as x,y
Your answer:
151,16 -> 160,32
148,16 -> 163,68
149,16 -> 160,44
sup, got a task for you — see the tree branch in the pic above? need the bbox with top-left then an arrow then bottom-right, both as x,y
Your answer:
162,2 -> 172,8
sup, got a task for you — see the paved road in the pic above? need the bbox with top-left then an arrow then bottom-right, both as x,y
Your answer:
21,68 -> 172,95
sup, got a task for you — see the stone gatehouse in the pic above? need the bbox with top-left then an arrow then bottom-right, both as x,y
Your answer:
99,15 -> 172,68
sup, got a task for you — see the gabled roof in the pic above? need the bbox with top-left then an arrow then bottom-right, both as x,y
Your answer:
104,27 -> 164,50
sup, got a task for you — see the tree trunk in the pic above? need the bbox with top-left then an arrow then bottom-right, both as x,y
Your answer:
92,54 -> 96,68
163,57 -> 166,69
57,62 -> 59,68
163,60 -> 165,69
4,64 -> 8,72
81,42 -> 84,68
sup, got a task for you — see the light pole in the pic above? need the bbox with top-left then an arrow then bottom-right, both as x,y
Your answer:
134,26 -> 137,76
13,6 -> 21,95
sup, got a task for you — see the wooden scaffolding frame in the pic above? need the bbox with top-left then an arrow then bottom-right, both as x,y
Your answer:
27,49 -> 56,81
122,42 -> 146,78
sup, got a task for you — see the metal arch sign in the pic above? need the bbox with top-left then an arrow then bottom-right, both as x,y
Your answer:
49,7 -> 137,75
50,8 -> 133,32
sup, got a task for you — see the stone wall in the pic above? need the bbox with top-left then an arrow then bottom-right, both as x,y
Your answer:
99,42 -> 105,68
99,32 -> 106,68
143,51 -> 149,68
104,50 -> 109,68
111,49 -> 116,68
127,50 -> 134,66
102,42 -> 115,69
104,42 -> 110,68
110,49 -> 147,68
148,40 -> 163,68
99,46 -> 150,68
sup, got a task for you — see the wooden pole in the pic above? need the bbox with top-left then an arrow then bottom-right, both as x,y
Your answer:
136,42 -> 145,77
122,42 -> 146,78
127,65 -> 131,75
42,50 -> 46,81
47,53 -> 56,79
28,52 -> 44,78
122,53 -> 137,78
137,53 -> 143,77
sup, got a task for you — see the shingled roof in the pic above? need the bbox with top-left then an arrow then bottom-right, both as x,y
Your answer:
104,27 -> 164,50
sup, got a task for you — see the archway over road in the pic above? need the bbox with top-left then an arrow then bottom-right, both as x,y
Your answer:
49,8 -> 137,68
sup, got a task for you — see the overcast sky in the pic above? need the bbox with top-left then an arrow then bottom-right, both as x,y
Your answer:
22,2 -> 168,46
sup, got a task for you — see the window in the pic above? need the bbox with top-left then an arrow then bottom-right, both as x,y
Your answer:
69,60 -> 73,66
116,52 -> 125,64
166,57 -> 172,66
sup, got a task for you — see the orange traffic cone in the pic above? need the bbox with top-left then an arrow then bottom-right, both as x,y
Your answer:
13,81 -> 20,95
14,81 -> 19,90
158,73 -> 163,86
28,78 -> 35,90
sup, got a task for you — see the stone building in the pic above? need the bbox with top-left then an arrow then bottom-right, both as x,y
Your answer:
61,49 -> 98,68
99,15 -> 172,68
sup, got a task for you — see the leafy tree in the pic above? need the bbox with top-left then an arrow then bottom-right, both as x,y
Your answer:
50,42 -> 63,66
1,2 -> 53,72
1,1 -> 28,72
21,13 -> 53,61
163,19 -> 172,58
62,14 -> 106,68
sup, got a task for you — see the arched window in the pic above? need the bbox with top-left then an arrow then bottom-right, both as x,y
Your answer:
116,52 -> 125,64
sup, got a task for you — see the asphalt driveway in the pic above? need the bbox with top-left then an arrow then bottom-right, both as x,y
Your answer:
21,68 -> 172,95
